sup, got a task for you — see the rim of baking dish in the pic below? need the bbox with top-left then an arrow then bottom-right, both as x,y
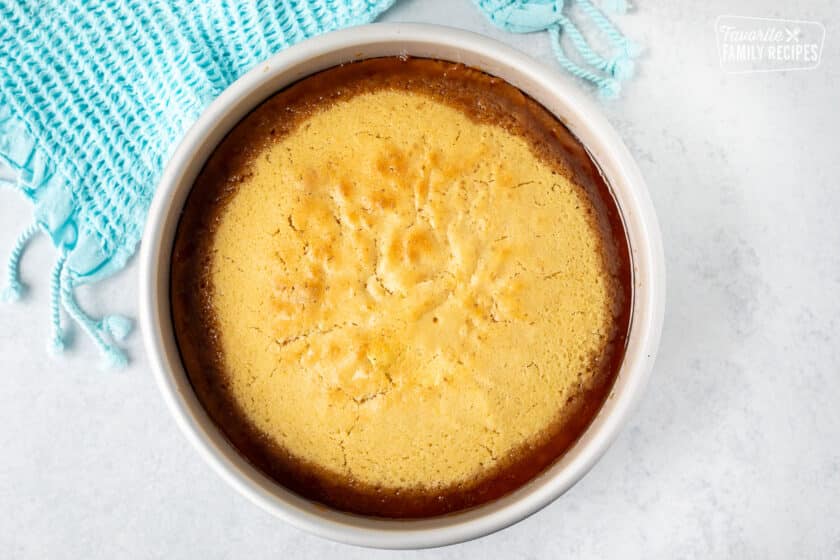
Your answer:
139,23 -> 665,550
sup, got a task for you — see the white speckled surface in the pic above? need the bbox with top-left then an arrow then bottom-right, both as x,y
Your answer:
1,1 -> 839,557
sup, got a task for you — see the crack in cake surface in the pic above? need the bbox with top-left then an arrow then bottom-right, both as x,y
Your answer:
211,90 -> 612,486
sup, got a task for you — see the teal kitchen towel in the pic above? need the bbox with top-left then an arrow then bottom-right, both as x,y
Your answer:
0,0 -> 636,367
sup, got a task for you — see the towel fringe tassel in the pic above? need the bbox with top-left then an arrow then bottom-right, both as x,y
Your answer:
1,221 -> 40,302
59,265 -> 132,369
544,0 -> 641,99
3,232 -> 132,368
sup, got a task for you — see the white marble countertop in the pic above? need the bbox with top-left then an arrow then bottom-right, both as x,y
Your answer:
1,1 -> 838,557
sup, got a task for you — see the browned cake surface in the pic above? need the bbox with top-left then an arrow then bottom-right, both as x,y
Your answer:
171,57 -> 631,518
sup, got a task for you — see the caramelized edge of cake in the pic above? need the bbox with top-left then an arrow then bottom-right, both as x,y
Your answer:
170,57 -> 632,518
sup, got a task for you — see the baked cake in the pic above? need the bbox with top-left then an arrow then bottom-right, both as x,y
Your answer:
171,57 -> 631,517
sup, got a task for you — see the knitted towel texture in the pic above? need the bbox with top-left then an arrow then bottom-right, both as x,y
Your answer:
0,0 -> 636,367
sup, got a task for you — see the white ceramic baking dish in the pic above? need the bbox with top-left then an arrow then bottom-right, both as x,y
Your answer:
139,23 -> 665,549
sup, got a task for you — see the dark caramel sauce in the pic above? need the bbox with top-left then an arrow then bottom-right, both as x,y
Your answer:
171,57 -> 632,518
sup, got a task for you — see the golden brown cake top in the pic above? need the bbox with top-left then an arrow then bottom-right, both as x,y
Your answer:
171,57 -> 631,518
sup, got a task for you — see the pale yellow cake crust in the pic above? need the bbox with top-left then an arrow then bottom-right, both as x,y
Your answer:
206,89 -> 619,490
